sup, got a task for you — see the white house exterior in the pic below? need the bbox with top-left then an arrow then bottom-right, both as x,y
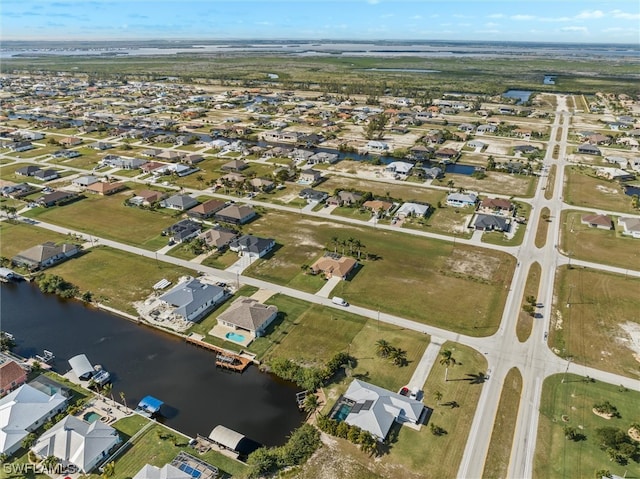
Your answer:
446,192 -> 478,208
366,141 -> 389,152
385,161 -> 413,176
618,217 -> 640,238
0,384 -> 67,456
133,464 -> 190,479
396,202 -> 430,218
31,415 -> 121,473
159,279 -> 225,322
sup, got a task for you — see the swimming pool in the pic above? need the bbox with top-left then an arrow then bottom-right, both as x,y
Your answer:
225,332 -> 246,343
83,412 -> 101,423
178,463 -> 202,478
333,403 -> 352,422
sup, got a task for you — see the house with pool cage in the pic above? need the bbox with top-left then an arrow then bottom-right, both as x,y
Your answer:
330,379 -> 427,441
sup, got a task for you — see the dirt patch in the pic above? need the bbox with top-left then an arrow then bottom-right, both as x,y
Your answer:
595,184 -> 619,195
629,427 -> 640,442
592,408 -> 614,420
444,249 -> 502,282
617,321 -> 640,364
290,229 -> 325,249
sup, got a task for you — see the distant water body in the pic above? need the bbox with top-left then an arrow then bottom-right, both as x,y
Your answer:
1,40 -> 639,60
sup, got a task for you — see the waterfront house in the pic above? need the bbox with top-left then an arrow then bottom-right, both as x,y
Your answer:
435,148 -> 459,161
217,296 -> 278,337
472,214 -> 511,232
385,161 -> 413,176
310,253 -> 357,280
0,358 -> 27,397
337,379 -> 426,442
198,227 -> 238,251
159,279 -> 225,323
31,415 -> 121,473
12,242 -> 79,271
229,235 -> 275,259
308,151 -> 339,165
161,194 -> 199,211
581,214 -> 613,230
617,217 -> 640,238
187,199 -> 226,220
595,167 -> 635,182
446,192 -> 478,208
0,384 -> 67,456
133,464 -> 191,479
214,204 -> 257,225
366,140 -> 389,152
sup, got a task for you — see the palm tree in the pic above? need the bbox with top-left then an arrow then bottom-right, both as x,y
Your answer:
346,237 -> 355,255
439,349 -> 457,382
119,391 -> 127,409
433,390 -> 443,406
101,461 -> 116,478
390,348 -> 407,367
102,383 -> 114,403
447,180 -> 455,192
330,236 -> 339,253
42,455 -> 58,472
303,393 -> 320,415
375,339 -> 392,358
21,432 -> 36,449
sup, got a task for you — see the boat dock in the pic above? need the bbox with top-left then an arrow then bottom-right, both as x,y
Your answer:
185,335 -> 252,372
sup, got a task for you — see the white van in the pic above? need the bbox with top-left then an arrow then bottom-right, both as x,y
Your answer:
332,296 -> 348,307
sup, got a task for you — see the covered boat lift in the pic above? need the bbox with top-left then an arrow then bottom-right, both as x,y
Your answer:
68,354 -> 94,380
208,425 -> 244,452
135,395 -> 164,417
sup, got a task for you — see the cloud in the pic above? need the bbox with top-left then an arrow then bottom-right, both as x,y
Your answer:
511,15 -> 536,21
485,22 -> 499,28
575,10 -> 604,19
610,10 -> 640,20
487,14 -> 505,19
561,26 -> 588,33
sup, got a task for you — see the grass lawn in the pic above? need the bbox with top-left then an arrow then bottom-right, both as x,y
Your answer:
47,246 -> 195,315
22,188 -> 180,250
200,249 -> 241,270
12,145 -> 61,159
544,165 -> 556,200
482,368 -> 523,479
482,202 -> 531,247
0,162 -> 42,183
517,262 -> 541,342
263,294 -> 429,392
564,166 -> 637,214
381,342 -> 487,478
0,221 -> 77,259
534,373 -> 640,479
171,157 -> 228,189
551,266 -> 640,379
331,206 -> 374,221
423,205 -> 475,238
438,171 -> 537,197
535,207 -> 550,248
560,210 -> 640,271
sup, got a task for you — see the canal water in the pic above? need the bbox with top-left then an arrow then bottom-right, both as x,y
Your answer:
0,282 -> 305,447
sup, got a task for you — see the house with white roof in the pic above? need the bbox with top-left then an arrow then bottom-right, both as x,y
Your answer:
618,217 -> 640,239
384,161 -> 413,177
0,384 -> 67,456
159,279 -> 225,323
133,464 -> 190,479
31,415 -> 121,473
446,192 -> 478,208
395,202 -> 430,218
338,379 -> 426,441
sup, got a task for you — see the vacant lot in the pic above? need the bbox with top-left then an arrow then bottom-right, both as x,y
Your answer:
437,171 -> 536,197
560,210 -> 640,271
0,221 -> 75,259
551,267 -> 640,379
483,368 -> 522,479
22,187 -> 178,250
564,166 -> 636,214
243,210 -> 513,335
48,246 -> 195,314
535,373 -> 640,479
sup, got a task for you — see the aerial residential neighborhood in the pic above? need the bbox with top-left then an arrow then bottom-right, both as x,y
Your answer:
0,3 -> 639,479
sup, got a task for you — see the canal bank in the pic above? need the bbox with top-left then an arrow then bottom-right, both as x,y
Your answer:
0,281 -> 305,447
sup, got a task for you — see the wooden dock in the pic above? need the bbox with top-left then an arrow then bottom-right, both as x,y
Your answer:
185,336 -> 251,372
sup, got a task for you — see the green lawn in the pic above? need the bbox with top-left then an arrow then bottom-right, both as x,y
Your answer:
517,262 -> 541,342
482,368 -> 523,478
0,162 -> 43,183
436,171 -> 537,197
551,267 -> 640,379
560,210 -> 640,271
535,373 -> 640,479
424,205 -> 475,238
22,187 -> 180,250
0,221 -> 82,259
482,202 -> 531,247
535,207 -> 550,248
564,166 -> 637,214
200,248 -> 241,269
47,246 -> 195,314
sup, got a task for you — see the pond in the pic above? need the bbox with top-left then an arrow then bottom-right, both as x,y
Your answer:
502,90 -> 533,105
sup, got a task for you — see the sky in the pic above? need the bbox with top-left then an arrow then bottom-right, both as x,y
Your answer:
1,0 -> 639,44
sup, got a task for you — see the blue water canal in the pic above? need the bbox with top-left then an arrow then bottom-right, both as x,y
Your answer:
0,282 -> 305,447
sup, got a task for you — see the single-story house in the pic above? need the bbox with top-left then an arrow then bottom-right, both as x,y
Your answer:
618,217 -> 640,238
435,148 -> 459,160
31,415 -> 121,473
156,150 -> 184,162
308,152 -> 339,164
8,141 -> 34,152
221,159 -> 249,171
163,219 -> 201,243
513,145 -> 538,154
249,177 -> 275,192
36,190 -> 77,207
310,253 -> 357,280
468,140 -> 486,150
479,198 -> 514,215
447,192 -> 478,208
159,279 -> 225,322
362,200 -> 394,215
16,165 -> 40,177
72,175 -> 101,188
0,183 -> 35,199
327,190 -> 363,207
219,172 -> 246,184
299,188 -> 328,203
198,227 -> 238,250
217,296 -> 278,337
298,169 -> 322,185
12,242 -> 79,270
472,214 -> 511,232
100,157 -> 147,170
421,166 -> 443,179
229,235 -> 275,258
0,358 -> 27,398
33,169 -> 59,182
366,141 -> 389,152
476,124 -> 497,134
140,161 -> 166,173
214,204 -> 257,225
88,141 -> 113,150
132,464 -> 191,479
337,379 -> 426,442
409,144 -> 433,159
86,181 -> 127,196
577,144 -> 601,156
595,167 -> 635,182
458,123 -> 475,132
182,154 -> 204,165
58,136 -> 82,147
0,384 -> 67,456
581,214 -> 613,230
160,194 -> 199,211
51,149 -> 81,159
396,202 -> 430,218
187,199 -> 226,219
385,161 -> 413,176
130,189 -> 166,206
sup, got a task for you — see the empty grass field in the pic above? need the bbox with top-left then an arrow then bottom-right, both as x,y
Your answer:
564,166 -> 637,214
516,262 -> 541,342
439,171 -> 537,198
550,266 -> 640,379
535,373 -> 640,479
482,368 -> 523,478
22,187 -> 179,250
560,210 -> 640,271
47,246 -> 195,315
544,165 -> 556,200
